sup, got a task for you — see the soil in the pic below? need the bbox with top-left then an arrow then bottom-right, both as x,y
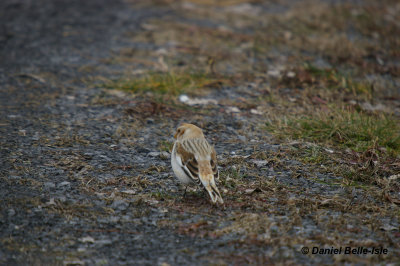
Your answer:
1,0 -> 399,265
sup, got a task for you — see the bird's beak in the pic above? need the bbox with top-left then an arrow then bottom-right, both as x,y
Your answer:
173,132 -> 178,139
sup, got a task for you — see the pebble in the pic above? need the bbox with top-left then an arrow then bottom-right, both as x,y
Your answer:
286,71 -> 296,78
79,236 -> 95,243
109,216 -> 120,223
58,181 -> 71,187
148,151 -> 160,157
95,239 -> 112,246
238,135 -> 246,142
58,196 -> 67,203
8,209 -> 16,217
63,260 -> 84,265
111,200 -> 129,211
226,106 -> 240,113
251,159 -> 268,167
179,94 -> 189,103
160,151 -> 169,158
267,69 -> 280,77
121,189 -> 136,195
44,182 -> 56,189
250,109 -> 263,115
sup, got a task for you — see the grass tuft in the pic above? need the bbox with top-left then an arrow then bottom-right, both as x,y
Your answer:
104,71 -> 227,96
267,108 -> 400,156
303,63 -> 373,97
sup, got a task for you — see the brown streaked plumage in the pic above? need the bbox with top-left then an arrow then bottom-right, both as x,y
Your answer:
171,123 -> 223,204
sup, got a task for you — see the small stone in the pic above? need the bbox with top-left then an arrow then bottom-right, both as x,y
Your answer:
44,182 -> 56,189
121,190 -> 136,195
388,174 -> 400,180
94,259 -> 109,265
148,152 -> 160,157
109,216 -> 120,223
320,199 -> 332,206
380,224 -> 397,231
287,197 -> 296,205
251,160 -> 268,167
183,97 -> 218,106
226,106 -> 240,113
250,109 -> 263,115
32,132 -> 40,141
79,236 -> 95,243
238,135 -> 246,142
270,225 -> 279,232
83,153 -> 94,160
58,196 -> 67,203
77,247 -> 87,252
111,200 -> 128,211
63,260 -> 84,265
96,239 -> 112,246
121,215 -> 131,222
46,198 -> 56,206
267,69 -> 280,77
286,71 -> 296,78
284,31 -> 292,40
179,94 -> 189,103
244,188 -> 262,194
160,151 -> 170,158
159,208 -> 168,213
58,181 -> 71,187
8,209 -> 16,217
360,102 -> 387,112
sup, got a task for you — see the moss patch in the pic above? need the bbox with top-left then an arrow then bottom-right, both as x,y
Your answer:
104,71 -> 229,96
267,108 -> 400,155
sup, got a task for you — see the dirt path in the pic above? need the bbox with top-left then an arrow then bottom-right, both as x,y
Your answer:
1,0 -> 399,265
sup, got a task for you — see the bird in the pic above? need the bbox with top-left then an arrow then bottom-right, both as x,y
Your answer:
171,123 -> 224,204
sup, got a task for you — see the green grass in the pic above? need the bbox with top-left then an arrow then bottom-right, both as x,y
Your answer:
158,140 -> 173,152
267,108 -> 400,156
104,71 -> 227,96
303,63 -> 372,97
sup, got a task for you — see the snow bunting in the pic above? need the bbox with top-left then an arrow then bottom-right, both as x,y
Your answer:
171,123 -> 224,204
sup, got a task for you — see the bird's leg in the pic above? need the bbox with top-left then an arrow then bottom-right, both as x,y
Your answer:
183,186 -> 188,198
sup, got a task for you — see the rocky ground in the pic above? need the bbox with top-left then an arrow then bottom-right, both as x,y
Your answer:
1,0 -> 400,265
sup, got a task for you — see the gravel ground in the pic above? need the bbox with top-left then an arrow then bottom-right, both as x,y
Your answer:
1,0 -> 399,265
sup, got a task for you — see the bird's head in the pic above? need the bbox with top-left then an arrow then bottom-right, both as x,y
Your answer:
174,123 -> 204,141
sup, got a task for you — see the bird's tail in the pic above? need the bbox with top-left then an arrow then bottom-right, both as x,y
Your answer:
200,174 -> 224,204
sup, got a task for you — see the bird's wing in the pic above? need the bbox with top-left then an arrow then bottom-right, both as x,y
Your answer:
175,142 -> 201,186
211,147 -> 219,180
176,139 -> 223,204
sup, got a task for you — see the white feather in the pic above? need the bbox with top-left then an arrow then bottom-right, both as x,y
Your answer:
171,142 -> 192,184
